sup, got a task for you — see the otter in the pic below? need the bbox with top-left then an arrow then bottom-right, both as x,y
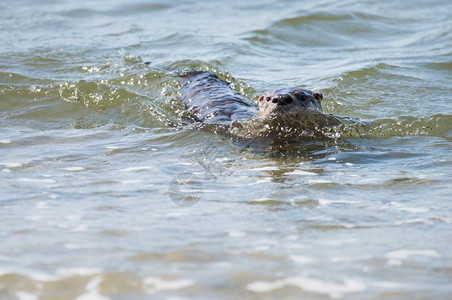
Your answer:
181,71 -> 328,127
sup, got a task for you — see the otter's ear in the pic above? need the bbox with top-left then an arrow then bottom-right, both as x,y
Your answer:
258,95 -> 265,102
314,92 -> 323,102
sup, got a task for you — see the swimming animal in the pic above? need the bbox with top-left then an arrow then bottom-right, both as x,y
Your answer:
181,72 -> 330,127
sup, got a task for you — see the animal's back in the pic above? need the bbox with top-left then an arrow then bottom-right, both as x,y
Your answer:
181,72 -> 257,124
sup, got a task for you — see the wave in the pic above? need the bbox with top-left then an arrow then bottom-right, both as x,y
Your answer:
185,113 -> 452,142
2,59 -> 450,140
0,60 -> 243,129
242,3 -> 452,57
243,10 -> 401,48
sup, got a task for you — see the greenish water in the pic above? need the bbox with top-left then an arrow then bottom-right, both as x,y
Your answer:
1,0 -> 451,299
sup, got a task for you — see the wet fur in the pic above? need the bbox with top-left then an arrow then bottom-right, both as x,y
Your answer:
181,71 -> 324,125
182,72 -> 256,124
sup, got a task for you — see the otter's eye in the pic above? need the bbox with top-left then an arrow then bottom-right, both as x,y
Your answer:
266,97 -> 271,102
314,92 -> 323,101
292,90 -> 304,100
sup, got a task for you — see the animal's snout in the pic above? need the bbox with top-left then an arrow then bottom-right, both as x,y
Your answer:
271,94 -> 293,105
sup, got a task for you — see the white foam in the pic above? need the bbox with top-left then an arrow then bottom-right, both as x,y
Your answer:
176,162 -> 194,166
143,277 -> 194,294
36,201 -> 49,209
287,170 -> 318,176
255,178 -> 272,184
17,269 -> 58,282
2,162 -> 22,168
254,245 -> 270,251
387,260 -> 403,266
318,199 -> 361,206
386,249 -> 440,260
395,218 -> 433,225
285,235 -> 298,241
215,157 -> 229,162
15,291 -> 38,300
357,178 -> 376,183
25,215 -> 42,221
342,223 -> 355,228
56,267 -> 102,277
120,180 -> 142,184
285,243 -> 305,250
306,179 -> 331,184
251,166 -> 280,171
200,189 -> 216,193
228,231 -> 247,238
328,157 -> 337,161
247,275 -> 366,297
119,166 -> 158,172
396,207 -> 429,213
289,255 -> 312,264
166,212 -> 184,218
331,257 -> 350,263
66,215 -> 82,221
285,276 -> 366,297
2,169 -> 12,173
250,197 -> 273,202
322,238 -> 359,246
0,139 -> 12,144
388,202 -> 429,213
64,243 -> 84,250
18,178 -> 56,184
73,224 -> 88,232
247,280 -> 285,293
306,216 -> 332,221
64,166 -> 85,172
75,276 -> 108,300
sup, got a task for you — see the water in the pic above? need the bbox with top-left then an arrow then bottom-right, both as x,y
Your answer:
1,0 -> 451,299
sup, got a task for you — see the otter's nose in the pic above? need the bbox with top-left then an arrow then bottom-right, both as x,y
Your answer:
271,94 -> 293,105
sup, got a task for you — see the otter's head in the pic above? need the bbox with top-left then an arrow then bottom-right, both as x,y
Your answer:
258,88 -> 323,119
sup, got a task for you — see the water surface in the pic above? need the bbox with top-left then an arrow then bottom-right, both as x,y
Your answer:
1,0 -> 451,299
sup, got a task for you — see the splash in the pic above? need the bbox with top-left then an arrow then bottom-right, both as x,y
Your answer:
187,113 -> 451,142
